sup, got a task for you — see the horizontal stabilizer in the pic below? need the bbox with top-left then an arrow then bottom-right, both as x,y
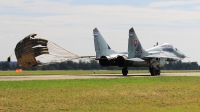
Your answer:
126,58 -> 144,62
80,56 -> 96,58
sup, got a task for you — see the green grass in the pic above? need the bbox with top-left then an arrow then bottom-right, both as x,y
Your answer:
0,70 -> 200,76
0,77 -> 200,111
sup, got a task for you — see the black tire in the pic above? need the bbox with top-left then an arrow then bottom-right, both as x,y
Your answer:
150,68 -> 157,76
122,67 -> 128,76
157,70 -> 160,75
156,68 -> 161,75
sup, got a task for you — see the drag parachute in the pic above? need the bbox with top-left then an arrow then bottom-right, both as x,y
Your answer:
14,34 -> 80,68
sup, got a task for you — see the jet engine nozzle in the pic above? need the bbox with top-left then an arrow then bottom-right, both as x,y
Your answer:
116,56 -> 127,67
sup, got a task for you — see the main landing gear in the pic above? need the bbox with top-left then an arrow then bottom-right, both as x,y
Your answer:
149,67 -> 160,76
121,67 -> 160,76
122,67 -> 128,76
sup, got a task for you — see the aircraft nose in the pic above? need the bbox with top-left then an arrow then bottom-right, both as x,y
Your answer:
181,53 -> 186,58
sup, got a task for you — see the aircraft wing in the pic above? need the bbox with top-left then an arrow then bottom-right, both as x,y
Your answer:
126,58 -> 144,62
144,51 -> 182,61
145,55 -> 181,60
80,56 -> 96,59
80,56 -> 109,60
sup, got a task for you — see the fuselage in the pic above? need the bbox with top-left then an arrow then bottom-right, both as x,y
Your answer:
102,43 -> 186,68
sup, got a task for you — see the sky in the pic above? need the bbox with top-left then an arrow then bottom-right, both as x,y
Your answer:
0,0 -> 200,63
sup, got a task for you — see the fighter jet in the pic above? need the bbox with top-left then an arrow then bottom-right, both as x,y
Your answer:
93,27 -> 186,76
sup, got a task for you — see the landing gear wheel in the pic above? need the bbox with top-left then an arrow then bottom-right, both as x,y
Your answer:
122,67 -> 128,76
150,68 -> 157,76
150,67 -> 161,76
156,69 -> 161,75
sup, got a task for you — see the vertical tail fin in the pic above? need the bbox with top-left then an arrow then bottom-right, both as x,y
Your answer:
93,28 -> 117,58
128,28 -> 149,58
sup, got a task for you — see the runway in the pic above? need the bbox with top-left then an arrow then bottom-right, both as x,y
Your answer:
0,73 -> 200,81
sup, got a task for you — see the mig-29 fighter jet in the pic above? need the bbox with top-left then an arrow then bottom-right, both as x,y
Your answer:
93,27 -> 186,76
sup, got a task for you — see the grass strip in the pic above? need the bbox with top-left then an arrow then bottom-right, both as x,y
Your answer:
0,77 -> 200,111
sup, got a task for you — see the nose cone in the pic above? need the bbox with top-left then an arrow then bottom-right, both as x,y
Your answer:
178,51 -> 186,58
174,50 -> 186,58
181,53 -> 186,58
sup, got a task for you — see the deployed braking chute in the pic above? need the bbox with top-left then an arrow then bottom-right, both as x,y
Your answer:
12,34 -> 80,68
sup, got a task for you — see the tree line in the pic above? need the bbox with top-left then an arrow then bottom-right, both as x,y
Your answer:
0,60 -> 199,70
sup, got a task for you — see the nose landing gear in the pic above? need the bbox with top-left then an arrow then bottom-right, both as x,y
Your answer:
149,67 -> 160,76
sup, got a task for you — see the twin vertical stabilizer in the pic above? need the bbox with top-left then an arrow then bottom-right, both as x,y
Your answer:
128,28 -> 149,58
93,27 -> 148,59
93,28 -> 117,58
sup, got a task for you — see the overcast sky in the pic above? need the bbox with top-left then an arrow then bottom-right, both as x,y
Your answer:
0,0 -> 200,63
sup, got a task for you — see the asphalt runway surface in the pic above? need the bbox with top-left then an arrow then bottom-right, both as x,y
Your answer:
0,73 -> 200,81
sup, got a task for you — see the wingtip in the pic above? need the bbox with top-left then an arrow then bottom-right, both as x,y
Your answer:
129,27 -> 134,33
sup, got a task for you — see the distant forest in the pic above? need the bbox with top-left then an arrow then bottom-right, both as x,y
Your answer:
0,60 -> 199,70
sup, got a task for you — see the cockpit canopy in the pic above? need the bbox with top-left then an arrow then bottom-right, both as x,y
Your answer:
161,43 -> 174,52
161,43 -> 173,49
